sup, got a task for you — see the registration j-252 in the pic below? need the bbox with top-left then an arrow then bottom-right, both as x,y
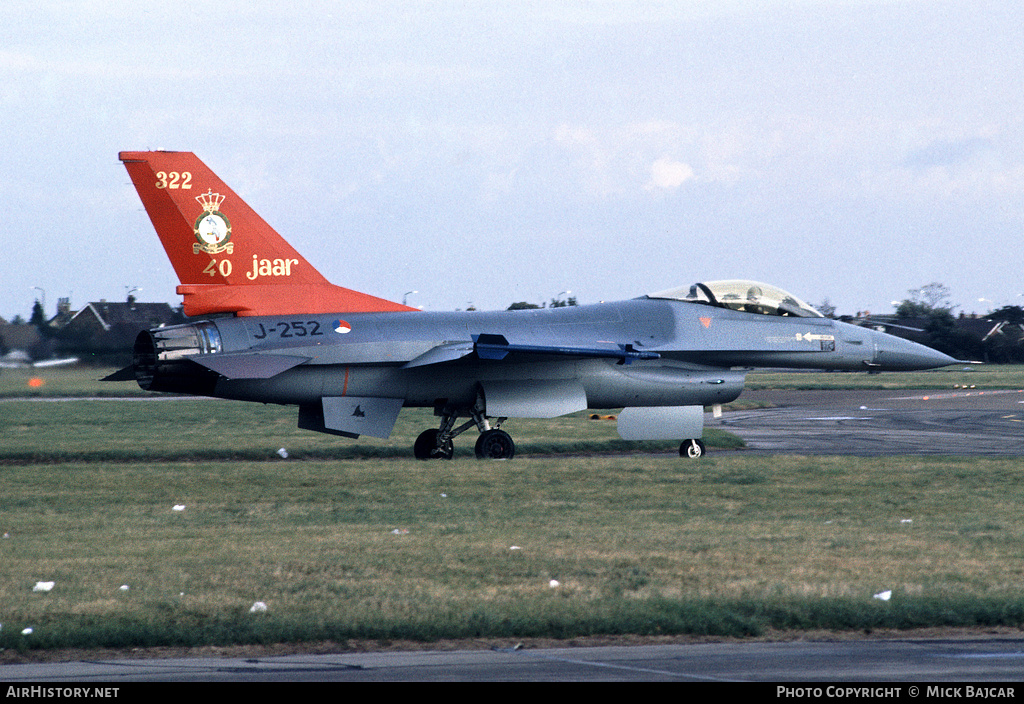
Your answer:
251,320 -> 325,340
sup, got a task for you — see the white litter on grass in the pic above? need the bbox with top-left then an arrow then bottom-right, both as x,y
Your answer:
549,579 -> 560,588
874,590 -> 892,601
33,581 -> 54,592
21,627 -> 33,635
250,601 -> 268,613
391,528 -> 409,535
172,505 -> 186,512
119,585 -> 130,591
509,546 -> 522,550
900,519 -> 913,524
277,448 -> 289,459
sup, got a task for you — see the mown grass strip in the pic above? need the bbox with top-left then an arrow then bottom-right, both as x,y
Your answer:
2,454 -> 1024,652
5,595 -> 1024,653
0,429 -> 742,465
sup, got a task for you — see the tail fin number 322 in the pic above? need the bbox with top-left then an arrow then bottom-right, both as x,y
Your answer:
156,171 -> 193,189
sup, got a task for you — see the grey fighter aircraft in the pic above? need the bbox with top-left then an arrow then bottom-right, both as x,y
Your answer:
108,151 -> 958,459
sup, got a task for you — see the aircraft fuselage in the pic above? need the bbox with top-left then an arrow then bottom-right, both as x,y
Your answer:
137,296 -> 953,412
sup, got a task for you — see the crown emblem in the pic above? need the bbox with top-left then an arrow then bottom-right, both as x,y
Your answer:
196,190 -> 227,213
192,190 -> 233,255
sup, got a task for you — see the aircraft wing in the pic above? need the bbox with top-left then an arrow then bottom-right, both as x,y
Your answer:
400,334 -> 660,369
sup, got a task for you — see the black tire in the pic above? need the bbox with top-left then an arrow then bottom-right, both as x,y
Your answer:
414,429 -> 454,460
474,429 -> 515,460
679,439 -> 706,458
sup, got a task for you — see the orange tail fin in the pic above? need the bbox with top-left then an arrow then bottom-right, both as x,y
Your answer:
119,151 -> 414,317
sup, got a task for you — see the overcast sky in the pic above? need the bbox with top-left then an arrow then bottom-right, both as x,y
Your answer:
3,0 -> 1022,320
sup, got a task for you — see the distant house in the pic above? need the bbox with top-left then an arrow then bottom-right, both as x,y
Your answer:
60,299 -> 185,354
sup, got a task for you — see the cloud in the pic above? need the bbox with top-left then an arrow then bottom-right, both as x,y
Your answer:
903,137 -> 994,170
646,157 -> 695,190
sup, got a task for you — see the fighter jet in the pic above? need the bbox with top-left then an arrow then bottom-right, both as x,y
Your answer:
108,151 -> 958,459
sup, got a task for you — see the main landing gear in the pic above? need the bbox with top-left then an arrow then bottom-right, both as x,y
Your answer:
414,402 -> 514,461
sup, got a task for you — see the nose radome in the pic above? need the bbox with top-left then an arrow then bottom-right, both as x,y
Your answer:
870,330 -> 959,370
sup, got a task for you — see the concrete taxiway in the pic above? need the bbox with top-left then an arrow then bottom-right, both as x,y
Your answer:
3,637 -> 1024,682
717,387 -> 1024,456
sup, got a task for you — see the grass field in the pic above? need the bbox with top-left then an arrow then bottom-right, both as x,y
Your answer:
1,365 -> 1023,653
744,365 -> 1024,391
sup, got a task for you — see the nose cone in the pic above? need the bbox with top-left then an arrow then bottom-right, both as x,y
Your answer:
870,330 -> 959,370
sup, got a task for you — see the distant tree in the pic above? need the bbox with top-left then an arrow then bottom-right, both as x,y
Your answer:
894,299 -> 931,318
896,282 -> 952,318
29,300 -> 45,327
548,296 -> 578,308
892,283 -> 985,358
816,298 -> 836,318
917,282 -> 953,310
923,309 -> 983,360
507,301 -> 542,310
988,305 -> 1024,325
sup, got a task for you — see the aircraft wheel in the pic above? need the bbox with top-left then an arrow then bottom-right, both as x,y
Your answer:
475,429 -> 515,460
414,429 -> 454,460
679,439 -> 706,458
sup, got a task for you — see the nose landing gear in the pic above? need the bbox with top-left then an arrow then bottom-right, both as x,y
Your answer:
679,438 -> 706,458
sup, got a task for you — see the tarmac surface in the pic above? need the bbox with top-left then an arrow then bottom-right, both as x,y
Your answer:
3,636 -> 1024,682
717,387 -> 1024,456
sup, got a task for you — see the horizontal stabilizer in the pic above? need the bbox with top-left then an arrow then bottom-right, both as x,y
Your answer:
473,333 -> 660,365
101,366 -> 136,382
189,353 -> 309,379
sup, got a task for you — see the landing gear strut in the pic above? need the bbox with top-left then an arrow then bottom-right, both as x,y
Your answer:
414,400 -> 513,460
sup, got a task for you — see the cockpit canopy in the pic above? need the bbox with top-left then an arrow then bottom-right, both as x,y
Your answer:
648,280 -> 823,318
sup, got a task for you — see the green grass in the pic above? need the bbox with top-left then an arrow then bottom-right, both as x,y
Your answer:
0,398 -> 741,463
3,455 -> 1024,651
745,365 -> 1024,391
0,365 -> 153,398
2,364 -> 1024,652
